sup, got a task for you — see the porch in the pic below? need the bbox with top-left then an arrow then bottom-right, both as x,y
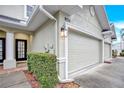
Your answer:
0,29 -> 32,69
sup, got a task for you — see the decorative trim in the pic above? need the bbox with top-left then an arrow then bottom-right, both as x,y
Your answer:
58,75 -> 74,83
66,22 -> 103,40
57,57 -> 66,64
68,63 -> 100,79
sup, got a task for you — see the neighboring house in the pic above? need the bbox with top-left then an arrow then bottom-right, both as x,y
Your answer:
0,5 -> 116,81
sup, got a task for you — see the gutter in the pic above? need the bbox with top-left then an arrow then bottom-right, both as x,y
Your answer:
39,5 -> 58,57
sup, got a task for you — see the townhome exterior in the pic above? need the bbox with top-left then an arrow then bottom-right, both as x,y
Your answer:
0,5 -> 116,82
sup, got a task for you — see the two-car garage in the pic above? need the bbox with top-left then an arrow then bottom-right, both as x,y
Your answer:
68,29 -> 102,78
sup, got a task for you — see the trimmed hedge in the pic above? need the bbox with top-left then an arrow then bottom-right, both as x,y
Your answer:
112,50 -> 118,57
27,52 -> 58,88
120,52 -> 124,56
120,50 -> 124,56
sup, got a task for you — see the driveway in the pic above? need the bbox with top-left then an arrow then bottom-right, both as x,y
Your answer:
0,71 -> 31,88
74,57 -> 124,88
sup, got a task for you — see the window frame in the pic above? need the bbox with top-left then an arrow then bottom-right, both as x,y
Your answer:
24,5 -> 35,19
0,38 -> 5,63
15,39 -> 27,61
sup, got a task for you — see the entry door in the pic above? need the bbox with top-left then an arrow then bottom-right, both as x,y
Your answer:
16,39 -> 27,61
0,38 -> 5,63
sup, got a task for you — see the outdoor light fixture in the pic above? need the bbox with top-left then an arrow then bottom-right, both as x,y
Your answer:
60,24 -> 67,37
61,27 -> 65,37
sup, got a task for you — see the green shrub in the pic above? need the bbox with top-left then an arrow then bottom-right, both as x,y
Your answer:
112,50 -> 118,57
122,50 -> 124,52
120,52 -> 124,56
27,52 -> 58,88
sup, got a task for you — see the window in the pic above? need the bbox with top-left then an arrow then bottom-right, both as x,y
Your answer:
24,5 -> 35,18
16,39 -> 27,61
0,38 -> 5,63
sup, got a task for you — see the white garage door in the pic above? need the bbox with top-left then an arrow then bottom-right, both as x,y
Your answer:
104,43 -> 111,59
68,30 -> 102,76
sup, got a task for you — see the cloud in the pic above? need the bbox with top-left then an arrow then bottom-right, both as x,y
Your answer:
114,21 -> 124,29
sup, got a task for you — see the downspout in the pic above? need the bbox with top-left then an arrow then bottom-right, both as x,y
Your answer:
39,6 -> 58,56
39,6 -> 60,80
39,6 -> 73,82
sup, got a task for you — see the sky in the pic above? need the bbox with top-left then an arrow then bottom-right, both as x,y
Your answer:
105,5 -> 124,44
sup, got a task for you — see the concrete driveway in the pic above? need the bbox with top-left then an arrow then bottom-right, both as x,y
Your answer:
74,57 -> 124,88
0,71 -> 31,88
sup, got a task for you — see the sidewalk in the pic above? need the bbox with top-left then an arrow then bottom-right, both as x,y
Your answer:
0,71 -> 31,88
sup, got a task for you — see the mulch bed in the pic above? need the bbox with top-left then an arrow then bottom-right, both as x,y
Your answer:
56,82 -> 80,88
23,70 -> 80,88
23,70 -> 40,88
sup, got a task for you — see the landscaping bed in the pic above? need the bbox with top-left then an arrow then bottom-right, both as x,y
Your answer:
24,70 -> 80,88
56,82 -> 80,88
23,70 -> 40,88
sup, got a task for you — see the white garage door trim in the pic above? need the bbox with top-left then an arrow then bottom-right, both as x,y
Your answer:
68,29 -> 102,78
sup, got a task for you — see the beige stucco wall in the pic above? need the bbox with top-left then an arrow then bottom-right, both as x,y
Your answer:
0,31 -> 6,38
0,5 -> 25,20
31,20 -> 55,54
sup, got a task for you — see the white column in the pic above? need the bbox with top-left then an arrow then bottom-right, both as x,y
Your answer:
64,30 -> 68,79
102,39 -> 104,63
3,32 -> 16,69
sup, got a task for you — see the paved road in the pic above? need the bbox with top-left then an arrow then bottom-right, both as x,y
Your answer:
0,71 -> 31,88
75,57 -> 124,88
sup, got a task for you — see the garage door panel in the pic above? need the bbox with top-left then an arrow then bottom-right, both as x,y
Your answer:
68,30 -> 101,73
